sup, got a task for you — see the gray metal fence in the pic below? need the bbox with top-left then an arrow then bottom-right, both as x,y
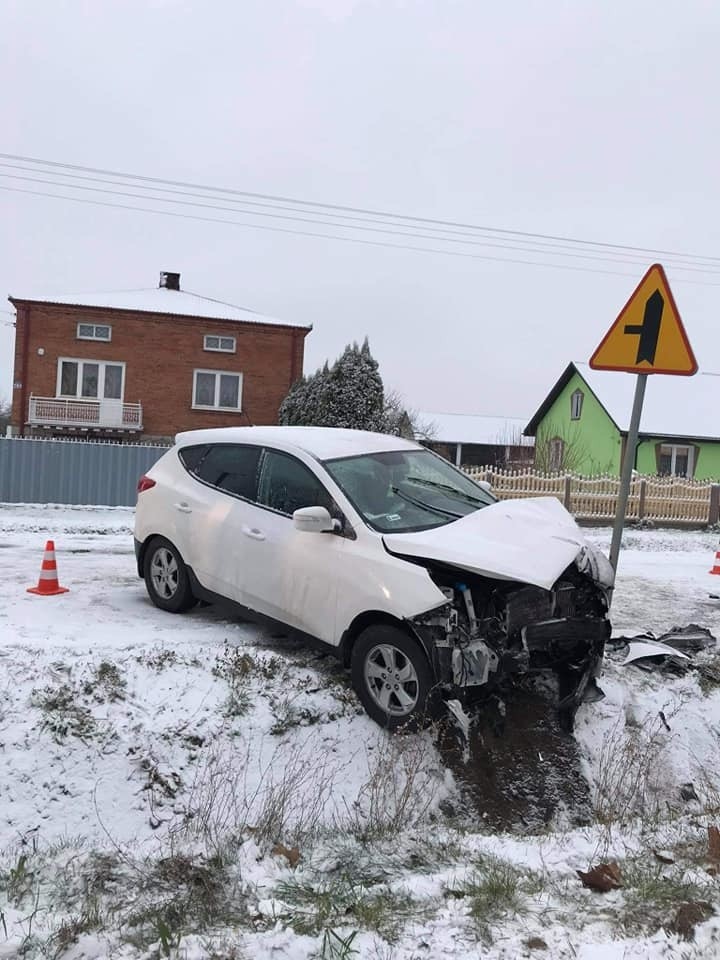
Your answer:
0,437 -> 171,507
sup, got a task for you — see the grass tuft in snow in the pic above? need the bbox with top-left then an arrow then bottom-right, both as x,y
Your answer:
82,659 -> 127,702
618,858 -> 714,936
445,854 -> 542,942
30,683 -> 102,744
275,871 -> 428,942
212,645 -> 256,718
697,654 -> 720,695
319,927 -> 359,959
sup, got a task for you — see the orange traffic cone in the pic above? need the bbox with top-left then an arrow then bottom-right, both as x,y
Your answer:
27,540 -> 70,596
710,550 -> 720,576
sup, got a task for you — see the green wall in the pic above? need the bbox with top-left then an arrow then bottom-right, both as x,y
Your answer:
535,372 -> 622,475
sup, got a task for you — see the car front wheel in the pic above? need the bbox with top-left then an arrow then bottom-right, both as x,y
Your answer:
143,537 -> 196,613
351,624 -> 435,731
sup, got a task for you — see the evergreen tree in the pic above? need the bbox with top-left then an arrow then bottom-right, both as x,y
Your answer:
278,338 -> 385,431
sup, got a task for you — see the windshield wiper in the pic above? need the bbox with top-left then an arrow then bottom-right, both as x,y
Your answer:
405,475 -> 485,505
391,485 -> 463,519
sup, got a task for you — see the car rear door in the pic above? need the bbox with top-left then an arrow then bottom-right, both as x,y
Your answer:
178,443 -> 262,601
233,448 -> 344,645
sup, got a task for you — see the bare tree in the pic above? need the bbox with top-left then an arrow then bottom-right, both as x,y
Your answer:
492,422 -> 535,468
383,388 -> 437,441
533,424 -> 591,473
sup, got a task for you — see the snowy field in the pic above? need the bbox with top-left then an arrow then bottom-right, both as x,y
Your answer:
1,504 -> 720,959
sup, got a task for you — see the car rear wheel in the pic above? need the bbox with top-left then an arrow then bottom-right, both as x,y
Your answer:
143,537 -> 196,613
351,624 -> 435,731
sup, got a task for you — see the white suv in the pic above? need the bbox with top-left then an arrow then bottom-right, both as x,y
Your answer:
134,426 -> 613,730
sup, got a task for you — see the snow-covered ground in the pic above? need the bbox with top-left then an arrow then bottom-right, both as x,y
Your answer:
1,504 -> 720,959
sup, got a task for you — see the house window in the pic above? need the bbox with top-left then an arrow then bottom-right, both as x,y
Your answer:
57,358 -> 125,400
193,369 -> 243,411
658,444 -> 695,478
77,322 -> 112,342
570,389 -> 584,420
549,437 -> 565,471
204,334 -> 236,353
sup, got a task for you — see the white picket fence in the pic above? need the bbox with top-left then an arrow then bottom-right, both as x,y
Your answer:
464,466 -> 720,527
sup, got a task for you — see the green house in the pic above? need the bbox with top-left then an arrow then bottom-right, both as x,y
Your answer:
524,362 -> 720,480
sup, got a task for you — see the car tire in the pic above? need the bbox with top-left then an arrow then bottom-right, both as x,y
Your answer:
351,624 -> 436,731
143,537 -> 197,613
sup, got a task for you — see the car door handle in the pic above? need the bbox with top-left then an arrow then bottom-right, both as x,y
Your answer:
173,502 -> 192,514
241,524 -> 266,541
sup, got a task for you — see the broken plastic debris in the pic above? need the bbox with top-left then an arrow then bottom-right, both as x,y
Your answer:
445,698 -> 472,763
621,639 -> 691,666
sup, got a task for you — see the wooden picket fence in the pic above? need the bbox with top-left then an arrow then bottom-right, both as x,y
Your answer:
464,466 -> 720,527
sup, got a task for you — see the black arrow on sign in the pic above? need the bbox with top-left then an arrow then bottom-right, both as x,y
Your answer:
624,289 -> 664,365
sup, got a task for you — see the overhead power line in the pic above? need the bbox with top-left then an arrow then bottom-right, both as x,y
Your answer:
1,183 -> 654,280
2,151 -> 719,265
4,168 -> 720,276
1,152 -> 719,284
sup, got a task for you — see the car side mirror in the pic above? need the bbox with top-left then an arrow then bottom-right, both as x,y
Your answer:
293,505 -> 338,533
477,480 -> 492,493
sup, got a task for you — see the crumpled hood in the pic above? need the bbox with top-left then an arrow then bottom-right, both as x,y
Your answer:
383,496 -> 606,591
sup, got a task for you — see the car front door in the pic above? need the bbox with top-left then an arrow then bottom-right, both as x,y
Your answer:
234,448 -> 345,645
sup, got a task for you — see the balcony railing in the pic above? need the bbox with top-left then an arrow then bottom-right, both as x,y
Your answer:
28,396 -> 143,431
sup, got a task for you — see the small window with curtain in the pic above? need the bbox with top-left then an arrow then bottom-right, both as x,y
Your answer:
570,389 -> 584,420
192,369 -> 243,411
657,443 -> 695,478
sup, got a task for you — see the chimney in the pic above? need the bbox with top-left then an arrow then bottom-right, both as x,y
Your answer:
159,271 -> 180,291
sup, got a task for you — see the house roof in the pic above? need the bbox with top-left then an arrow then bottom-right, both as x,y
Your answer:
9,286 -> 311,330
418,411 -> 534,446
525,361 -> 720,441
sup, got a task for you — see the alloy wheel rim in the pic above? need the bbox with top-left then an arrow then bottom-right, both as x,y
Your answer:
363,643 -> 419,717
150,548 -> 179,599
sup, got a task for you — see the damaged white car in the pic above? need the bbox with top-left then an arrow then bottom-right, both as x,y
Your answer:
134,427 -> 613,730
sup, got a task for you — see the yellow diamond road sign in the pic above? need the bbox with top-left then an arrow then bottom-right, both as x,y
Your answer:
590,263 -> 698,375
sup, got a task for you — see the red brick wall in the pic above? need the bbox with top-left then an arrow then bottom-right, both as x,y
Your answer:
10,301 -> 309,439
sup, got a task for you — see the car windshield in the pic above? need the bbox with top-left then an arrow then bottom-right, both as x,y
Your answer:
324,449 -> 496,533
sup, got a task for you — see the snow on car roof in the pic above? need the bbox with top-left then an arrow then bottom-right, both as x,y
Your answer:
9,287 -> 309,329
173,425 -> 422,460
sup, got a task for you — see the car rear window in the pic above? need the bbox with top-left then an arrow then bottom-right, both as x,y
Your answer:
190,444 -> 262,500
178,445 -> 209,472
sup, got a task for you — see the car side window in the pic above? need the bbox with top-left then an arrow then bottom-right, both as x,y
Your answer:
178,445 -> 209,472
192,444 -> 261,500
257,449 -> 334,516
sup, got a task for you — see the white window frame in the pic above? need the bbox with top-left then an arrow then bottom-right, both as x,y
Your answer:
76,322 -> 112,342
203,334 -> 236,353
56,357 -> 126,401
570,389 -> 584,420
659,444 -> 694,477
192,368 -> 243,412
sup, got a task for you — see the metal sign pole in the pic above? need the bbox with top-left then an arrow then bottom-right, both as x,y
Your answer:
609,373 -> 648,574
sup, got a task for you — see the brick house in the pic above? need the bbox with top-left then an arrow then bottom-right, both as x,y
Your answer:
8,272 -> 311,442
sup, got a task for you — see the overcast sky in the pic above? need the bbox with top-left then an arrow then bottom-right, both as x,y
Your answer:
2,0 -> 719,421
